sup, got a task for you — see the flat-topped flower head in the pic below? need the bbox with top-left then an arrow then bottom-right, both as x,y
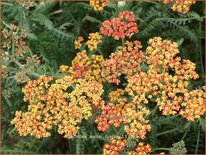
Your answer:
90,0 -> 110,11
162,0 -> 196,14
100,11 -> 139,40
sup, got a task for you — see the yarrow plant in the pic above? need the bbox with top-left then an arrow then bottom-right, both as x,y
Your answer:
162,0 -> 197,14
89,0 -> 110,11
100,11 -> 139,40
6,1 -> 205,154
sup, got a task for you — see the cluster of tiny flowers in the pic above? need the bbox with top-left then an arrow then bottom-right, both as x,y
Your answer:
162,0 -> 196,14
123,106 -> 151,139
103,137 -> 128,155
2,65 -> 10,79
96,89 -> 151,139
127,143 -> 152,155
144,37 -> 203,117
169,140 -> 187,154
14,70 -> 30,84
74,36 -> 84,49
2,24 -> 28,57
126,70 -> 159,105
86,32 -> 102,51
19,0 -> 35,9
180,86 -> 206,121
69,50 -> 106,83
100,11 -> 139,40
89,0 -> 110,11
11,76 -> 54,138
102,40 -> 144,84
11,75 -> 104,139
102,36 -> 205,120
96,89 -> 126,131
2,24 -> 42,84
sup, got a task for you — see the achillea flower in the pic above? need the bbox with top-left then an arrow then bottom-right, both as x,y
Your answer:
74,36 -> 84,49
14,70 -> 30,84
86,32 -> 102,51
162,0 -> 196,14
23,76 -> 53,104
169,140 -> 187,154
136,142 -> 152,155
102,40 -> 144,85
146,37 -> 179,72
95,103 -> 124,131
11,110 -> 52,138
127,143 -> 152,155
180,88 -> 206,121
103,137 -> 127,155
59,65 -> 69,73
123,106 -> 151,139
69,50 -> 106,83
109,89 -> 125,102
100,11 -> 139,40
90,0 -> 110,11
2,24 -> 28,57
155,72 -> 188,116
12,74 -> 104,139
96,88 -> 151,139
126,70 -> 159,105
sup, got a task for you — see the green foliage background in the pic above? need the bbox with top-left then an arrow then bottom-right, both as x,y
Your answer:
1,1 -> 205,154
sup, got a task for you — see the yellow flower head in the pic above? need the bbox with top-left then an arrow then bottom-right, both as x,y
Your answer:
86,32 -> 102,51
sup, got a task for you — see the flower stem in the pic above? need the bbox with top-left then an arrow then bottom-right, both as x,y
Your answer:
157,128 -> 179,137
153,148 -> 171,151
121,38 -> 125,46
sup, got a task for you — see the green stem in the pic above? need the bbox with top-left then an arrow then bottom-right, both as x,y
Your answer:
76,133 -> 81,154
198,21 -> 204,82
195,127 -> 200,154
170,113 -> 181,118
181,130 -> 188,140
153,148 -> 171,151
2,20 -> 10,28
1,2 -> 12,6
27,72 -> 41,78
48,9 -> 62,16
151,105 -> 158,117
12,59 -> 22,68
3,96 -> 11,107
121,38 -> 125,46
157,128 -> 179,137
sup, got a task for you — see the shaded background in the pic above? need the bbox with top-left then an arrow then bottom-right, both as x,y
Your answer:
1,1 -> 205,154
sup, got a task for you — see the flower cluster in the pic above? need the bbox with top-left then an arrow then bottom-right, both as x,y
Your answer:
144,37 -> 202,116
123,106 -> 151,139
102,40 -> 144,84
11,76 -> 54,138
162,0 -> 196,14
19,0 -> 35,9
126,70 -> 159,105
86,32 -> 102,51
14,70 -> 30,84
127,143 -> 152,155
180,87 -> 206,121
169,140 -> 187,154
89,0 -> 110,11
68,50 -> 105,83
11,75 -> 104,139
2,24 -> 28,58
2,24 -> 42,84
74,36 -> 84,50
103,137 -> 127,155
100,11 -> 139,40
96,89 -> 151,139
